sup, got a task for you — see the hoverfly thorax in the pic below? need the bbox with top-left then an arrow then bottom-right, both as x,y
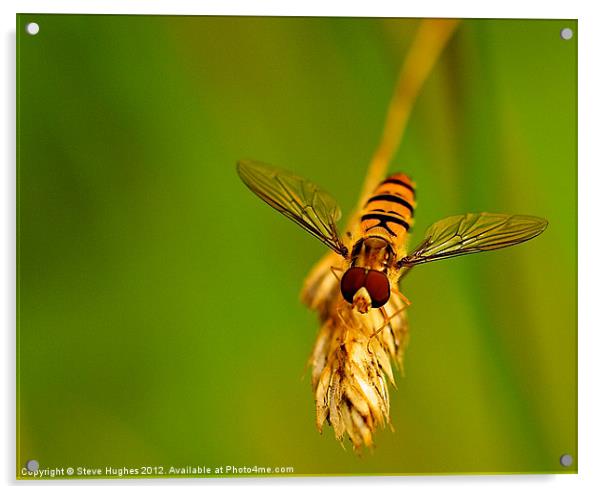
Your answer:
340,236 -> 395,313
350,236 -> 395,270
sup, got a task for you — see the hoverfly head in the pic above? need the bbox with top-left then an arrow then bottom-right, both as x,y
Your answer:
340,267 -> 391,313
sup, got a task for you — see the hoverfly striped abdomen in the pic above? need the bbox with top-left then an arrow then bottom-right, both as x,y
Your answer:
360,173 -> 416,245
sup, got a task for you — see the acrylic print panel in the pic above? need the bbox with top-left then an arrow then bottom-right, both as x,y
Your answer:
17,15 -> 577,478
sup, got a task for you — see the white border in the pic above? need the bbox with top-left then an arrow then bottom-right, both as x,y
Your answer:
2,1 -> 600,493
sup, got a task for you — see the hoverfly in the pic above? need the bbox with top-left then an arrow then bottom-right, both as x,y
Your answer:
237,160 -> 548,324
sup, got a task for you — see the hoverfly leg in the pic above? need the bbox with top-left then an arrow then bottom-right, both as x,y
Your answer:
336,300 -> 352,329
336,300 -> 355,343
367,304 -> 409,354
329,265 -> 344,282
391,286 -> 412,308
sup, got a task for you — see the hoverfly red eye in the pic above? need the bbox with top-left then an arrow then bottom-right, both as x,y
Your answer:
364,270 -> 390,308
340,267 -> 367,304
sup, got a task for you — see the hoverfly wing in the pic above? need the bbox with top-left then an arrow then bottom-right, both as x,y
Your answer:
237,160 -> 348,257
399,213 -> 548,268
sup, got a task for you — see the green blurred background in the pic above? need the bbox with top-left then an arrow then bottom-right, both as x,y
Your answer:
17,15 -> 576,476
